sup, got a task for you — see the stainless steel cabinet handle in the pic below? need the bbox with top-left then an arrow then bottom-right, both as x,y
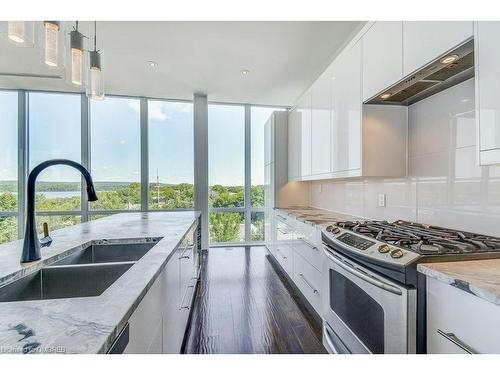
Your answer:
276,248 -> 287,259
277,228 -> 289,235
299,273 -> 318,294
299,238 -> 318,251
180,285 -> 195,310
323,247 -> 402,296
437,329 -> 479,354
276,214 -> 287,220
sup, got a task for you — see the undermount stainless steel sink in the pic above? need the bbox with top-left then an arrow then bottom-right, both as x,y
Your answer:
51,241 -> 158,266
0,262 -> 134,303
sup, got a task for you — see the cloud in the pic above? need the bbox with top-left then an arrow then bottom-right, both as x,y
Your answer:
128,100 -> 192,122
148,101 -> 169,121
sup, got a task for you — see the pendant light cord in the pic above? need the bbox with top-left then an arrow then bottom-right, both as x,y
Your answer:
94,21 -> 97,51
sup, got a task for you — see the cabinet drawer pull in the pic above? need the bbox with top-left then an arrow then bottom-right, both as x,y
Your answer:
437,329 -> 479,354
299,238 -> 318,251
276,248 -> 287,260
180,285 -> 195,310
276,214 -> 287,221
299,273 -> 318,294
277,228 -> 290,235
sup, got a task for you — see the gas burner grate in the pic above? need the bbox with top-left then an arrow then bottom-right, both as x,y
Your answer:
332,220 -> 500,255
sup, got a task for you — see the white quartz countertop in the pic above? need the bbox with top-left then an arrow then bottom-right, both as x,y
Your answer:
0,211 -> 200,354
418,260 -> 500,307
275,206 -> 364,229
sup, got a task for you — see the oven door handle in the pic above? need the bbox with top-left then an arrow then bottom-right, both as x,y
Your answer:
323,248 -> 403,296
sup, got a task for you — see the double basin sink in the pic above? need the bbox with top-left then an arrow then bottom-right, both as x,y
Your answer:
0,240 -> 159,303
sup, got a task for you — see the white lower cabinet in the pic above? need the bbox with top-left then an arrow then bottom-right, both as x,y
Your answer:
124,221 -> 199,354
267,210 -> 323,315
124,272 -> 164,354
293,252 -> 322,313
426,277 -> 500,354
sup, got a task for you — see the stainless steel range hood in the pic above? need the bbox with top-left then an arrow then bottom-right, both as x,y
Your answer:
365,39 -> 474,106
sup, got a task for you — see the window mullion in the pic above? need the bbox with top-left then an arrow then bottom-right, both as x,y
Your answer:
17,90 -> 27,239
244,104 -> 251,242
140,97 -> 148,212
81,94 -> 90,222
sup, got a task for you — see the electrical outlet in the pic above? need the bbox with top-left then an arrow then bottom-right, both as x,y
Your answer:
378,193 -> 386,207
319,184 -> 323,193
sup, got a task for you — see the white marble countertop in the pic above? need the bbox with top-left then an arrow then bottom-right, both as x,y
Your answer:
0,211 -> 200,354
275,206 -> 364,229
418,260 -> 500,306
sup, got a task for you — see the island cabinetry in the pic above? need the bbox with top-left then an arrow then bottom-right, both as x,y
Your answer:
124,219 -> 200,354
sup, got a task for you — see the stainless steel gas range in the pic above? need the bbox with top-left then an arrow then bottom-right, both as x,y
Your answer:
321,220 -> 500,354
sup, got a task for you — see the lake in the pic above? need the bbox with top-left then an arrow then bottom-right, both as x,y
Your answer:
39,191 -> 81,198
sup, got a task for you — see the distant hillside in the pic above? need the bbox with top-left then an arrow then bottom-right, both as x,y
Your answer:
0,181 -> 138,192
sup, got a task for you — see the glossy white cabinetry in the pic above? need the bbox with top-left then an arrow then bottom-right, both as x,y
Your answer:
475,21 -> 500,165
426,277 -> 500,354
331,41 -> 362,174
311,70 -> 332,175
125,221 -> 200,354
297,89 -> 312,177
124,271 -> 164,354
362,22 -> 403,101
403,22 -> 473,76
287,109 -> 301,179
266,210 -> 324,316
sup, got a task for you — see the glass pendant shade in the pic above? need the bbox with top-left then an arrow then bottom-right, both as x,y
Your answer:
87,50 -> 105,100
66,28 -> 86,86
1,21 -> 35,47
40,21 -> 65,68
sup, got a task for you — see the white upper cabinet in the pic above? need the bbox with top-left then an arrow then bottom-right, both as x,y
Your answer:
311,69 -> 332,175
297,89 -> 312,177
331,41 -> 362,173
475,21 -> 500,165
403,21 -> 473,76
287,109 -> 301,179
362,22 -> 403,101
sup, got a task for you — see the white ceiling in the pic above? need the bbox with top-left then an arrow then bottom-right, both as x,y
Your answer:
0,21 -> 362,106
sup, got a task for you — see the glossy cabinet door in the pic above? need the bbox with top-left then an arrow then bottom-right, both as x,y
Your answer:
331,41 -> 362,173
362,21 -> 403,101
403,21 -> 473,76
476,21 -> 500,165
297,89 -> 312,177
287,108 -> 301,179
426,277 -> 500,354
311,70 -> 332,175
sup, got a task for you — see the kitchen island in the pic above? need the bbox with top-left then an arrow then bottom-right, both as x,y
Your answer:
0,211 -> 200,354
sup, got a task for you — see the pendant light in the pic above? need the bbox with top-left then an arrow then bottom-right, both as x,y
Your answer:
67,21 -> 86,86
1,21 -> 35,47
87,21 -> 105,100
42,21 -> 63,68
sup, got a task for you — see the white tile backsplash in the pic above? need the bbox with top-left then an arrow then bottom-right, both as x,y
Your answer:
310,78 -> 500,236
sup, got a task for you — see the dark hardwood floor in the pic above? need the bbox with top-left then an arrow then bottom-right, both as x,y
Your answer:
183,246 -> 326,354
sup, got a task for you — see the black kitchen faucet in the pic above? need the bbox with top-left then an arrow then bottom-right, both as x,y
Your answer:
20,159 -> 98,263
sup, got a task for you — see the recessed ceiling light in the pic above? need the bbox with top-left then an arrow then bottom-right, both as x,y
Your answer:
380,93 -> 391,100
147,61 -> 158,68
440,54 -> 459,64
241,69 -> 250,76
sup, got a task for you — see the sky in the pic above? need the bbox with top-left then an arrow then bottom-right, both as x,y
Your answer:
0,90 -> 282,188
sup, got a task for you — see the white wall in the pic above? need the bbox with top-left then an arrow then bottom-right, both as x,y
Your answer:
310,78 -> 500,236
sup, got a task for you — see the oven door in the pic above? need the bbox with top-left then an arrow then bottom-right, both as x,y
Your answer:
322,246 -> 416,354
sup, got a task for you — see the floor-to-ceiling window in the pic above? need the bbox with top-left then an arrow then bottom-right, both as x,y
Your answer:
148,100 -> 194,209
28,92 -> 82,233
0,89 -> 284,247
208,104 -> 246,243
208,104 -> 286,244
0,91 -> 19,244
250,107 -> 286,241
89,97 -> 141,215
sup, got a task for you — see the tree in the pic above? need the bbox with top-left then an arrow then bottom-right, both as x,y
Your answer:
209,212 -> 243,243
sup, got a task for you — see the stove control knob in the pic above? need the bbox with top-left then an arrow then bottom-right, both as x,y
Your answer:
326,226 -> 340,234
378,244 -> 391,254
390,249 -> 404,259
